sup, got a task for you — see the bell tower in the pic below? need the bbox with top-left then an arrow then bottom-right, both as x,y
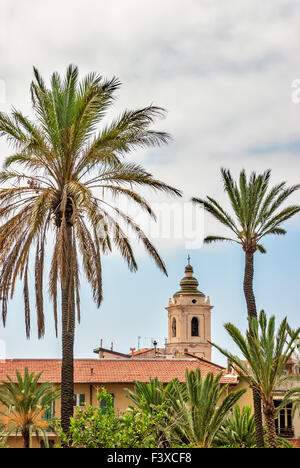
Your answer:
166,261 -> 213,360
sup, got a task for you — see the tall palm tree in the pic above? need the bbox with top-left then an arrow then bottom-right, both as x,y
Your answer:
0,368 -> 60,448
211,310 -> 300,448
0,65 -> 181,435
166,369 -> 246,448
192,168 -> 300,446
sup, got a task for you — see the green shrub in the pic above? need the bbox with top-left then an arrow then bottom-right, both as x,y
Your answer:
58,389 -> 169,448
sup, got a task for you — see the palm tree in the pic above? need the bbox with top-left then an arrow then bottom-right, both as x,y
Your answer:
0,65 -> 181,435
126,378 -> 179,447
0,368 -> 60,448
211,310 -> 300,448
166,369 -> 246,448
192,168 -> 300,446
214,405 -> 256,448
126,378 -> 177,414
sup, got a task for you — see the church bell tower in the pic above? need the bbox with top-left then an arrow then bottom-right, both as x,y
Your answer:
166,261 -> 213,361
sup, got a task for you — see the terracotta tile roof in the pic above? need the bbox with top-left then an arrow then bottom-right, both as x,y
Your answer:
131,348 -> 153,356
0,359 -> 238,384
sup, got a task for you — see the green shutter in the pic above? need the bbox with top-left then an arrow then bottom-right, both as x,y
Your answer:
100,393 -> 114,414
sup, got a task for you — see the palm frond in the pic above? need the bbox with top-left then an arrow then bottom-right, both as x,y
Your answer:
0,65 -> 180,343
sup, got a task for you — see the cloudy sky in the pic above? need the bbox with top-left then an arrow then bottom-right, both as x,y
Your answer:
0,0 -> 300,365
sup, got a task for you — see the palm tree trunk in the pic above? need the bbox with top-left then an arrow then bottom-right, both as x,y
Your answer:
22,426 -> 30,448
243,251 -> 265,448
263,404 -> 277,448
243,251 -> 257,320
252,387 -> 265,448
61,223 -> 75,440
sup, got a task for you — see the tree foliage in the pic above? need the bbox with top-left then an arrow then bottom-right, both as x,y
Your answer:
165,369 -> 246,448
58,389 -> 169,448
214,405 -> 256,448
211,311 -> 300,448
192,168 -> 300,254
0,64 -> 181,338
0,368 -> 60,448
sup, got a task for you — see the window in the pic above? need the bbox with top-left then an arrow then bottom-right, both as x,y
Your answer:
274,401 -> 293,437
191,317 -> 199,336
43,401 -> 55,420
172,317 -> 176,337
73,393 -> 86,407
100,393 -> 114,414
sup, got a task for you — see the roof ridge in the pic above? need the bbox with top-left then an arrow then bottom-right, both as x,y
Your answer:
184,353 -> 225,369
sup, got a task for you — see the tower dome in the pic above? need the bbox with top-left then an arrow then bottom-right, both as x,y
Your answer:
173,264 -> 204,298
166,260 -> 213,361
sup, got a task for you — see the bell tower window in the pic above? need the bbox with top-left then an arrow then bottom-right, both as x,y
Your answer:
191,317 -> 199,336
172,317 -> 177,337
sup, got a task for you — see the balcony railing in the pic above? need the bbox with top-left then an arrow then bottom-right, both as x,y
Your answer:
275,427 -> 294,438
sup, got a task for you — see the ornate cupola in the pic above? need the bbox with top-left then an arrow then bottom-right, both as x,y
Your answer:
166,260 -> 213,360
173,263 -> 204,299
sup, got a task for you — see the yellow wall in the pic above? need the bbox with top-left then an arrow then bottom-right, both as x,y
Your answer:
234,380 -> 254,409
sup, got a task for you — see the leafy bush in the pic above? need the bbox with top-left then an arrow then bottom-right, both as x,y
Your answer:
58,389 -> 170,448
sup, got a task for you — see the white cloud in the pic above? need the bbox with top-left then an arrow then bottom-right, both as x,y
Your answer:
1,0 -> 300,253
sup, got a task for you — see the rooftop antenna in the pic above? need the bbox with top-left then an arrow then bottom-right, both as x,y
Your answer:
138,336 -> 141,350
144,337 -> 154,347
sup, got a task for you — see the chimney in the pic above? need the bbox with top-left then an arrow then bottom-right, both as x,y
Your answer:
99,338 -> 104,359
227,358 -> 233,374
